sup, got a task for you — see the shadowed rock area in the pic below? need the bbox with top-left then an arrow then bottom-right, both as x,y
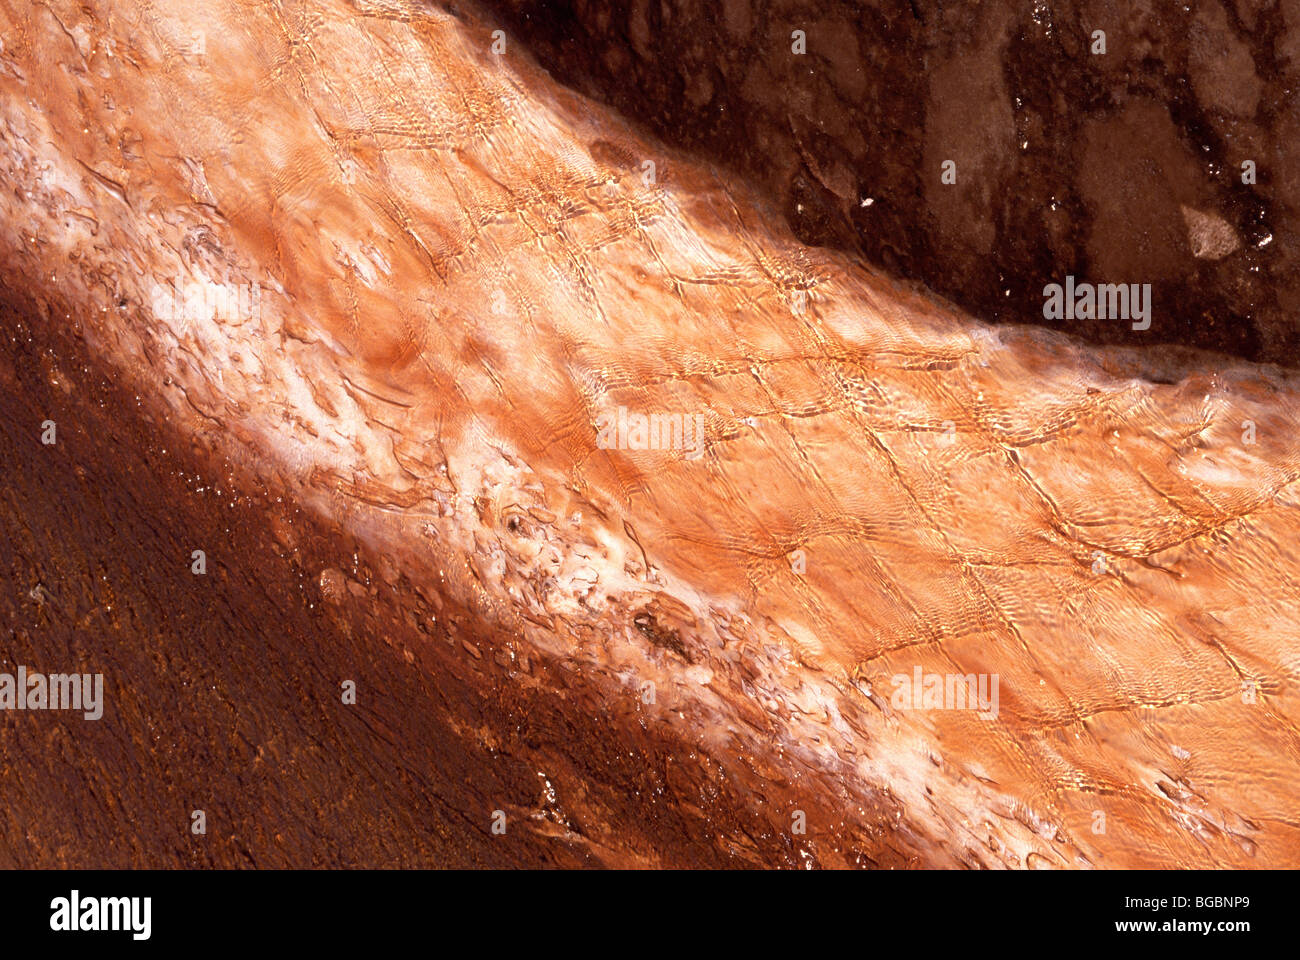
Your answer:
477,0 -> 1296,363
1,0 -> 1299,869
0,289 -> 834,868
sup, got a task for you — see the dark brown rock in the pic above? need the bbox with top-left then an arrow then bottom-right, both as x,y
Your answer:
479,0 -> 1294,362
2,0 -> 1300,871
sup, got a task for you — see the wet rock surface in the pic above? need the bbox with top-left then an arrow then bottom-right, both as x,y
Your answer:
0,293 -> 846,868
0,0 -> 1298,869
479,0 -> 1296,362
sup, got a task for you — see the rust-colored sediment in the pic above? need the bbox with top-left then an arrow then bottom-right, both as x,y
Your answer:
1,0 -> 1298,867
0,296 -> 780,867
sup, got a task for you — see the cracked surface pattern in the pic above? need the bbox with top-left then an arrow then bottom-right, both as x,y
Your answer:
480,0 -> 1299,362
0,0 -> 1298,866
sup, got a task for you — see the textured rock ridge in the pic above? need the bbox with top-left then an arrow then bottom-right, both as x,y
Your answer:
0,0 -> 1297,867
